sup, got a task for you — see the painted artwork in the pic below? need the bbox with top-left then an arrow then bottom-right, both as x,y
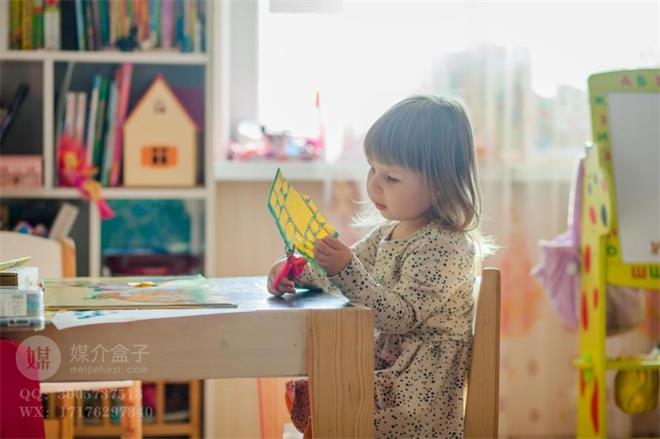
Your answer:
267,168 -> 337,267
43,275 -> 235,310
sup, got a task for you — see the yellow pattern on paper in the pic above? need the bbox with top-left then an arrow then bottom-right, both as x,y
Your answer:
267,169 -> 337,264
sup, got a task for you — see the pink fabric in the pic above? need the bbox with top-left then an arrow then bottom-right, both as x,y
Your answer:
0,338 -> 45,439
531,159 -> 584,328
532,158 -> 644,334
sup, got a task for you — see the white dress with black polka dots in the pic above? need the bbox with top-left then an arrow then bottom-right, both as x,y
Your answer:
297,221 -> 476,439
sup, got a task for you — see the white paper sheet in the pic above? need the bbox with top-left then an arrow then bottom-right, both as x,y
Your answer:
607,92 -> 660,263
51,308 -> 237,330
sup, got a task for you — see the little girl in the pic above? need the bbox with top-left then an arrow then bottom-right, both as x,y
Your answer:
268,95 -> 484,438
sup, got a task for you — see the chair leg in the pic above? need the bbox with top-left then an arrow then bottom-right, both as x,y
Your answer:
57,392 -> 75,439
119,382 -> 143,439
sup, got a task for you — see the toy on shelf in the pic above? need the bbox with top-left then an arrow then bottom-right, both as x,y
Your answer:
0,155 -> 42,189
227,91 -> 325,161
58,134 -> 115,219
575,68 -> 660,438
123,75 -> 198,187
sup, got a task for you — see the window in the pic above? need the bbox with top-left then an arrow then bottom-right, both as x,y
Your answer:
255,1 -> 659,165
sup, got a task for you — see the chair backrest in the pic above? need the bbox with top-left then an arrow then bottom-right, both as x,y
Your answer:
464,268 -> 501,439
0,231 -> 76,277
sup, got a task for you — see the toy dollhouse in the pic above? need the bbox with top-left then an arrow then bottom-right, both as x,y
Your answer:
123,75 -> 198,187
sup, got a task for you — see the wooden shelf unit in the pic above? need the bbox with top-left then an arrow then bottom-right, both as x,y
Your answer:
0,2 -> 216,277
1,2 -> 215,438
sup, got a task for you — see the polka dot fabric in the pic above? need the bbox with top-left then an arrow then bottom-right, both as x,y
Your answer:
294,221 -> 476,438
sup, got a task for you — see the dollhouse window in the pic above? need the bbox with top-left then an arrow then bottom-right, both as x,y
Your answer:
141,146 -> 177,168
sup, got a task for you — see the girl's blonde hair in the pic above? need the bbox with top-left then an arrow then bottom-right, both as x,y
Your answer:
364,95 -> 482,233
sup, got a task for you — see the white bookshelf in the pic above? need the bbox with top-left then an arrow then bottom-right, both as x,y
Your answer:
0,2 -> 215,278
0,49 -> 208,65
0,187 -> 211,200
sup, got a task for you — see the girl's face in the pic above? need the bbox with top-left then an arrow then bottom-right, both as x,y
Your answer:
366,159 -> 433,225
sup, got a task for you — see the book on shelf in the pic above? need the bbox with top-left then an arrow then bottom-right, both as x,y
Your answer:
101,79 -> 118,186
8,0 -> 206,53
55,64 -> 135,187
110,63 -> 133,186
44,0 -> 60,50
85,74 -> 101,166
21,0 -> 33,50
91,76 -> 109,177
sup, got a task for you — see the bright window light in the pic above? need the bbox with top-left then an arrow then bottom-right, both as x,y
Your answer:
258,1 -> 659,163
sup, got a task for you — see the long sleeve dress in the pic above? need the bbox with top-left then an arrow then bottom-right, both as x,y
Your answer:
293,220 -> 477,439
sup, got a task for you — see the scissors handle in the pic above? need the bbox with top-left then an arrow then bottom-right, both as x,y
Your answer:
272,254 -> 307,291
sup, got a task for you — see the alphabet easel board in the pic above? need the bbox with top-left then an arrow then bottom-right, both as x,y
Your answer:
577,69 -> 660,438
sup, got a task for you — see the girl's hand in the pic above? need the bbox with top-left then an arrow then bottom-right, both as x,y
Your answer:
313,236 -> 353,276
267,260 -> 296,296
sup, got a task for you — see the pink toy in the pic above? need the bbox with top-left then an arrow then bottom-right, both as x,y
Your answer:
532,157 -> 643,334
58,134 -> 115,219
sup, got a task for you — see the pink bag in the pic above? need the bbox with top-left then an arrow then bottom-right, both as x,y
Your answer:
531,157 -> 644,334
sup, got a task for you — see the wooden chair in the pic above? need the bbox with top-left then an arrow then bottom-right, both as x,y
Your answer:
464,268 -> 501,439
277,268 -> 502,439
0,231 -> 142,439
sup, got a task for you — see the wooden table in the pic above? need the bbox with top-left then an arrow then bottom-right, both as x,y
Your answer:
9,277 -> 375,438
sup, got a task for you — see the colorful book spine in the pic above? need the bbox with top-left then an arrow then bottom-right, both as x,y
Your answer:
138,0 -> 149,45
84,0 -> 95,50
6,0 -> 206,53
74,91 -> 87,145
98,0 -> 109,47
101,81 -> 118,186
149,0 -> 160,48
54,62 -> 74,186
92,77 -> 109,177
108,0 -> 116,45
21,0 -> 33,50
64,91 -> 77,138
9,0 -> 21,50
74,0 -> 85,50
32,0 -> 44,49
86,74 -> 101,166
175,0 -> 184,50
91,0 -> 101,49
161,0 -> 173,49
117,0 -> 127,40
192,0 -> 201,52
44,0 -> 60,50
110,64 -> 133,187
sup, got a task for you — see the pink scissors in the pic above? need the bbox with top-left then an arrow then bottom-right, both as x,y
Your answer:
271,247 -> 308,292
